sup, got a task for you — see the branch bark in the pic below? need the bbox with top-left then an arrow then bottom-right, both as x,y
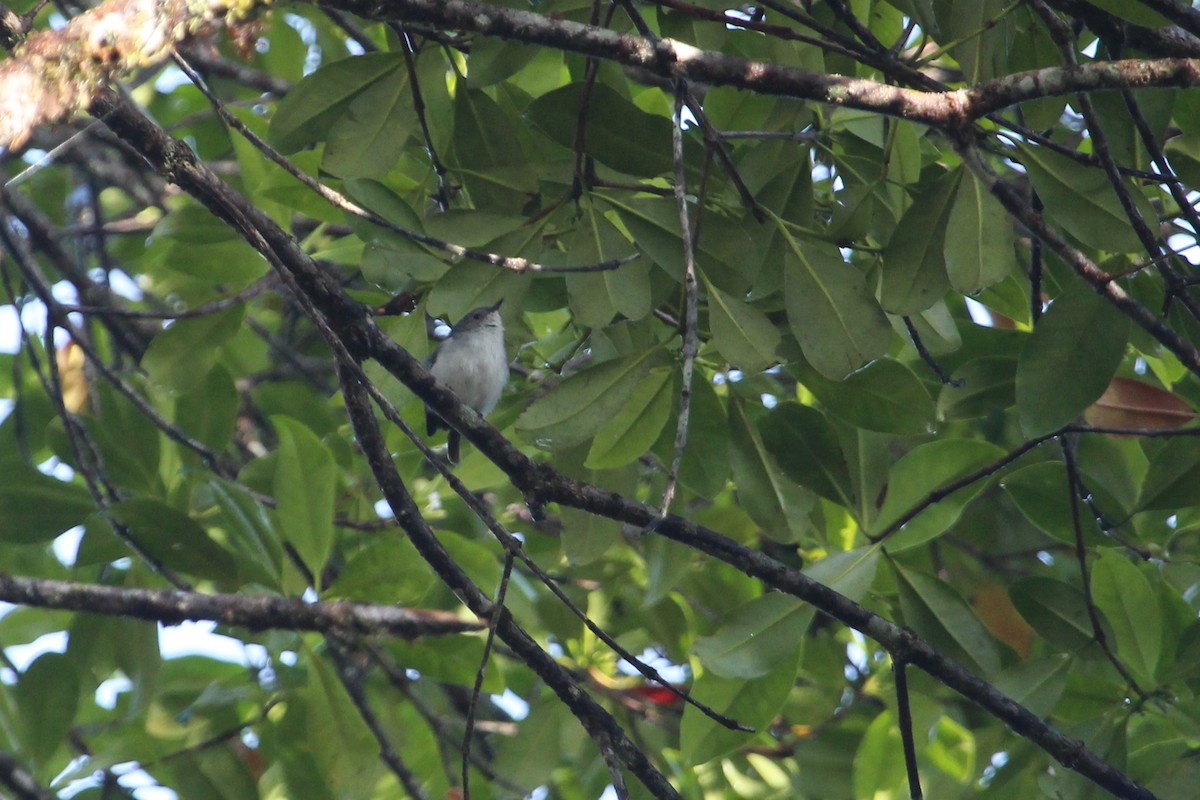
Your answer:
7,0 -> 1200,148
0,572 -> 483,638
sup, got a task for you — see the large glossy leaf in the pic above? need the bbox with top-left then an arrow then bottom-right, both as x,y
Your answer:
527,82 -> 674,177
1090,548 -> 1161,683
273,416 -> 337,576
305,652 -> 381,796
15,652 -> 80,770
693,592 -> 809,679
269,53 -> 405,153
518,348 -> 669,450
322,66 -> 414,178
141,304 -> 245,394
731,398 -> 816,541
853,711 -> 907,799
759,402 -> 853,510
944,173 -> 1015,293
792,356 -> 935,435
1001,461 -> 1114,545
680,648 -> 800,765
874,438 -> 1006,550
705,279 -> 781,373
1140,437 -> 1200,510
879,168 -> 959,314
1010,577 -> 1096,652
585,367 -> 673,469
784,240 -> 892,379
938,356 -> 1017,419
0,465 -> 95,544
679,376 -> 731,497
894,564 -> 1001,676
1020,144 -> 1157,253
1016,287 -> 1130,437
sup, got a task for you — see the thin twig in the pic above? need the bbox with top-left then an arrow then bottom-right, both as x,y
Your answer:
462,550 -> 514,800
392,23 -> 455,209
893,658 -> 923,800
869,431 -> 1062,543
1060,437 -> 1149,699
328,640 -> 434,800
901,316 -> 960,386
660,83 -> 699,518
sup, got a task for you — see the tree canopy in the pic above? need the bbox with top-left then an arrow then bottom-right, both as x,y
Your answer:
4,0 -> 1200,798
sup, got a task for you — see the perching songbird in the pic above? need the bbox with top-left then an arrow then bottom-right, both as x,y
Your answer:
425,300 -> 508,463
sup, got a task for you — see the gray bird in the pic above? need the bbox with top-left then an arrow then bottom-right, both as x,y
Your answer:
425,300 -> 508,463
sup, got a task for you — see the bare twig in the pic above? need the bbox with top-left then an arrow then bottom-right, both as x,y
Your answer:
660,83 -> 699,517
1060,437 -> 1149,699
893,658 -> 923,800
462,550 -> 514,800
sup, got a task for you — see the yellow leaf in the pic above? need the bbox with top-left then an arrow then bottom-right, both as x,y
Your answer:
56,341 -> 88,413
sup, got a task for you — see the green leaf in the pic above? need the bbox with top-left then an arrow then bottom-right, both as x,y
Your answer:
705,279 -> 781,373
206,479 -> 283,587
853,711 -> 907,799
162,747 -> 260,800
141,304 -> 245,394
1084,0 -> 1170,27
694,592 -> 808,679
585,368 -> 674,469
269,53 -> 404,153
792,356 -> 935,435
273,417 -> 337,576
784,240 -> 892,379
879,168 -> 959,314
1010,577 -> 1095,651
453,88 -> 536,189
517,348 -> 668,449
105,498 -> 239,583
730,398 -> 815,542
305,652 -> 381,797
894,564 -> 1001,676
874,438 -> 1006,550
322,65 -> 413,178
679,376 -> 730,497
680,649 -> 800,765
174,364 -> 238,454
527,82 -> 674,177
926,715 -> 976,784
1016,286 -> 1130,436
759,402 -> 854,509
1001,461 -> 1110,545
993,656 -> 1070,718
16,652 -> 80,769
326,536 -> 438,605
944,173 -> 1015,293
0,465 -> 95,544
467,37 -> 541,87
1091,548 -> 1161,683
937,356 -> 1017,419
1139,437 -> 1200,510
1020,143 -> 1158,253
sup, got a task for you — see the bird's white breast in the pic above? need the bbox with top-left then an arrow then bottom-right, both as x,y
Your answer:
429,331 -> 508,414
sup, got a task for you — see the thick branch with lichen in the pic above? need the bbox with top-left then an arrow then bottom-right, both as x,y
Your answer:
0,0 -> 254,147
6,0 -> 1200,149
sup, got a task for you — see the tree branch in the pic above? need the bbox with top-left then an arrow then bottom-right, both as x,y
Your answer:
0,572 -> 482,638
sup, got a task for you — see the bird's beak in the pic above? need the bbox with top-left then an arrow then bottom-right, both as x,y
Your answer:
489,298 -> 504,312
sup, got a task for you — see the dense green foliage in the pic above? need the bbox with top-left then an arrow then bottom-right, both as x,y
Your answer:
5,0 -> 1200,798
